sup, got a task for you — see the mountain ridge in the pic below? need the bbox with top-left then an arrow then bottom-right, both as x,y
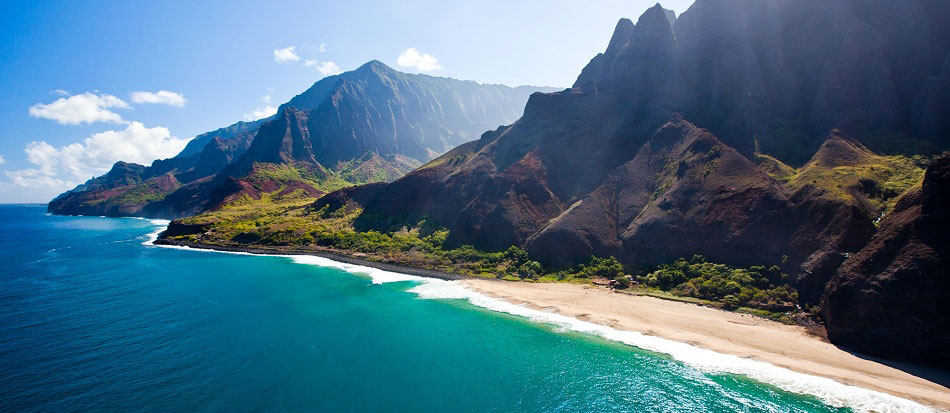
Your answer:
48,62 -> 556,218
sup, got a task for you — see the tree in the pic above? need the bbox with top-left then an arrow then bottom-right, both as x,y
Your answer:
504,246 -> 529,266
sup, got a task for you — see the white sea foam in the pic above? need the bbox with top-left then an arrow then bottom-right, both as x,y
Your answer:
145,220 -> 934,412
287,255 -> 427,284
141,219 -> 171,245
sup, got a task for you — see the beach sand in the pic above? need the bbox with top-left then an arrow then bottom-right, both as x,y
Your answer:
462,279 -> 950,410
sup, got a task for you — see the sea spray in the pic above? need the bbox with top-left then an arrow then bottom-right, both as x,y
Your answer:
141,219 -> 171,245
145,220 -> 934,413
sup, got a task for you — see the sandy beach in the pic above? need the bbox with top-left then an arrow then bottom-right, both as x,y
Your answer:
462,279 -> 950,410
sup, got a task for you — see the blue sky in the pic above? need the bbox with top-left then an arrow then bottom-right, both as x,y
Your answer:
0,0 -> 694,203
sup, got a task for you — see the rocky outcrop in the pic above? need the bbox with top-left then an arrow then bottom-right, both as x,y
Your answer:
822,155 -> 950,367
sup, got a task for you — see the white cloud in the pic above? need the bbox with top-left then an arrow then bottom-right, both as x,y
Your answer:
273,46 -> 300,63
52,89 -> 69,96
319,43 -> 326,52
397,48 -> 443,71
243,105 -> 278,121
242,92 -> 279,121
3,122 -> 189,194
29,92 -> 130,125
4,169 -> 75,192
130,90 -> 187,107
0,155 -> 5,165
305,59 -> 341,75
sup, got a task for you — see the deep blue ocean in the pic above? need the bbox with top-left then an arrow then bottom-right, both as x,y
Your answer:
0,205 -> 863,412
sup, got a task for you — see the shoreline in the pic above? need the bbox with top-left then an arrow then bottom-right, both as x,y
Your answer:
153,238 -> 475,281
152,236 -> 948,411
461,280 -> 950,411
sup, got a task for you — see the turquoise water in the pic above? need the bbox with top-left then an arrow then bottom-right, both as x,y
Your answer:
0,205 -> 856,411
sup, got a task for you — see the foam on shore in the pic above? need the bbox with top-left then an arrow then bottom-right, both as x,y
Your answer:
140,219 -> 171,245
144,220 -> 933,412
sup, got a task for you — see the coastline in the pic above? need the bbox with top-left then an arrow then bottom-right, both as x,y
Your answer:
462,280 -> 950,411
153,238 -> 475,281
151,235 -> 948,411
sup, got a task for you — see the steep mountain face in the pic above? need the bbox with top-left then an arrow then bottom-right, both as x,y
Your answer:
575,0 -> 950,162
286,60 -> 553,165
822,155 -> 950,367
49,61 -> 554,218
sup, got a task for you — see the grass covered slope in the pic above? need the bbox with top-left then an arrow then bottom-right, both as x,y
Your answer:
782,132 -> 928,218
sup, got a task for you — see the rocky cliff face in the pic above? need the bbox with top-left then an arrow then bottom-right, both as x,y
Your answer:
822,155 -> 950,367
49,61 -> 554,218
573,0 -> 950,162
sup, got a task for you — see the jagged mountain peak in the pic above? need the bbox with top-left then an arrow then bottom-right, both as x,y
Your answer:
631,4 -> 676,44
574,4 -> 678,88
605,18 -> 635,56
355,59 -> 394,73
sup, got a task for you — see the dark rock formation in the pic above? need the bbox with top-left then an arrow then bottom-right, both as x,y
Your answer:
571,0 -> 950,162
822,155 -> 950,367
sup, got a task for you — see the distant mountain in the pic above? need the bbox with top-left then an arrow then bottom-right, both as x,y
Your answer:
316,0 -> 949,366
48,61 -> 556,217
48,118 -> 268,216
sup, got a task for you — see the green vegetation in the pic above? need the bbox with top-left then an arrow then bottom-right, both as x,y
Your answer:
637,255 -> 798,312
416,148 -> 473,172
786,152 -> 927,214
173,199 -> 552,280
755,134 -> 929,219
245,163 -> 353,193
755,154 -> 796,182
336,153 -> 418,184
242,156 -> 418,199
170,196 -> 803,321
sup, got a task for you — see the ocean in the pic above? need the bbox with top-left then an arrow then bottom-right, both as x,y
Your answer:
0,205 -> 924,412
